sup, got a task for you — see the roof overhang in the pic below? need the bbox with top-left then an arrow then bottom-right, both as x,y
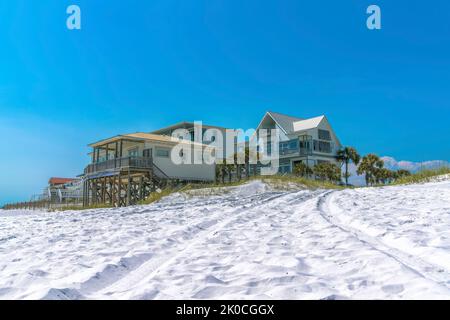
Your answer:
88,135 -> 147,148
150,122 -> 229,135
88,133 -> 212,149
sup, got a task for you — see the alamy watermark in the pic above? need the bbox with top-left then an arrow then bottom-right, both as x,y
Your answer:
367,5 -> 381,30
66,5 -> 81,30
66,4 -> 381,31
169,122 -> 280,176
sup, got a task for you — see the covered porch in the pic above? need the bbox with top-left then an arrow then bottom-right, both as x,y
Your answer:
85,135 -> 153,176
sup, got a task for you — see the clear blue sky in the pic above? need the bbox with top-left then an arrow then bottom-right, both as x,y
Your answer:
1,0 -> 449,204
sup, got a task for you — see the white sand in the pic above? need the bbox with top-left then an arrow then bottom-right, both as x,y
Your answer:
0,179 -> 449,300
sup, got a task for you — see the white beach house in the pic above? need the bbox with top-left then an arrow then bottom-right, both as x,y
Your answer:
255,111 -> 342,174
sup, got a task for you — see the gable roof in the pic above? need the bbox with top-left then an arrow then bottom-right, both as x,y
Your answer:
292,115 -> 325,132
266,111 -> 304,134
255,111 -> 341,146
295,115 -> 342,147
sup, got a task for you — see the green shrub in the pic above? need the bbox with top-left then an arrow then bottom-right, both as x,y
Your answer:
293,162 -> 313,177
313,163 -> 341,183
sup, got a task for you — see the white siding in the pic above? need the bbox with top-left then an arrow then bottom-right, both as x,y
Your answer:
144,142 -> 215,181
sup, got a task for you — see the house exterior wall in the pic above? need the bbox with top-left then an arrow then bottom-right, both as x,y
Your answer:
90,139 -> 215,182
144,141 -> 216,181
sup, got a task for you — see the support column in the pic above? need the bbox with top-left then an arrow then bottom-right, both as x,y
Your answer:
106,143 -> 110,161
86,179 -> 91,206
126,170 -> 131,206
112,175 -> 117,206
83,179 -> 86,207
117,173 -> 122,207
115,141 -> 119,167
102,177 -> 106,203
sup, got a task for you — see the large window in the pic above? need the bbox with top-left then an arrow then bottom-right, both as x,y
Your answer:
280,139 -> 299,155
313,140 -> 332,153
156,148 -> 170,158
318,129 -> 331,141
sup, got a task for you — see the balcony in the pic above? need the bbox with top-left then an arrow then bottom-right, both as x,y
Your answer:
279,136 -> 337,157
279,138 -> 313,156
84,156 -> 153,176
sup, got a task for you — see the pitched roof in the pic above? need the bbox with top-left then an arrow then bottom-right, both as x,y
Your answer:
292,115 -> 325,132
267,111 -> 304,134
49,177 -> 76,185
124,132 -> 180,143
150,122 -> 229,134
89,132 -> 207,148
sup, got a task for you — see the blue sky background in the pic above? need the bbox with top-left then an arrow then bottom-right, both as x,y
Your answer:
0,0 -> 449,204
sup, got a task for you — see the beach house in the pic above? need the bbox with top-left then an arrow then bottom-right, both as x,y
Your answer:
82,131 -> 218,207
255,111 -> 342,174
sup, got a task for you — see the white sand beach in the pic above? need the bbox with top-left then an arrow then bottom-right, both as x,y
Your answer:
0,179 -> 449,299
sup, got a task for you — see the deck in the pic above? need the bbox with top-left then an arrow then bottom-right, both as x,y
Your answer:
84,156 -> 153,176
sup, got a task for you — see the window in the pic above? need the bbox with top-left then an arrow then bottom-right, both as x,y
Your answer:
318,129 -> 331,141
278,159 -> 291,174
313,140 -> 331,153
156,148 -> 170,158
280,139 -> 299,155
128,148 -> 139,157
299,140 -> 311,149
143,149 -> 152,158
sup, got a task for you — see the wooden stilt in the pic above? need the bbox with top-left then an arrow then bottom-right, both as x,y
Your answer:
126,170 -> 131,206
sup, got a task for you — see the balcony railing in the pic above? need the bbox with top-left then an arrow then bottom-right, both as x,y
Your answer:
299,147 -> 313,156
279,137 -> 336,156
84,156 -> 153,175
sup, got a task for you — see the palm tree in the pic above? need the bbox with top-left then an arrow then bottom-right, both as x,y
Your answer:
375,168 -> 395,185
357,154 -> 384,186
336,147 -> 361,186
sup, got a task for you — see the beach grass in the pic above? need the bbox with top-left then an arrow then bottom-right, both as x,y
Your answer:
391,167 -> 450,185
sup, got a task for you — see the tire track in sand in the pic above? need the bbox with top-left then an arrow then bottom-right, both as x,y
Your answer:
317,191 -> 450,291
